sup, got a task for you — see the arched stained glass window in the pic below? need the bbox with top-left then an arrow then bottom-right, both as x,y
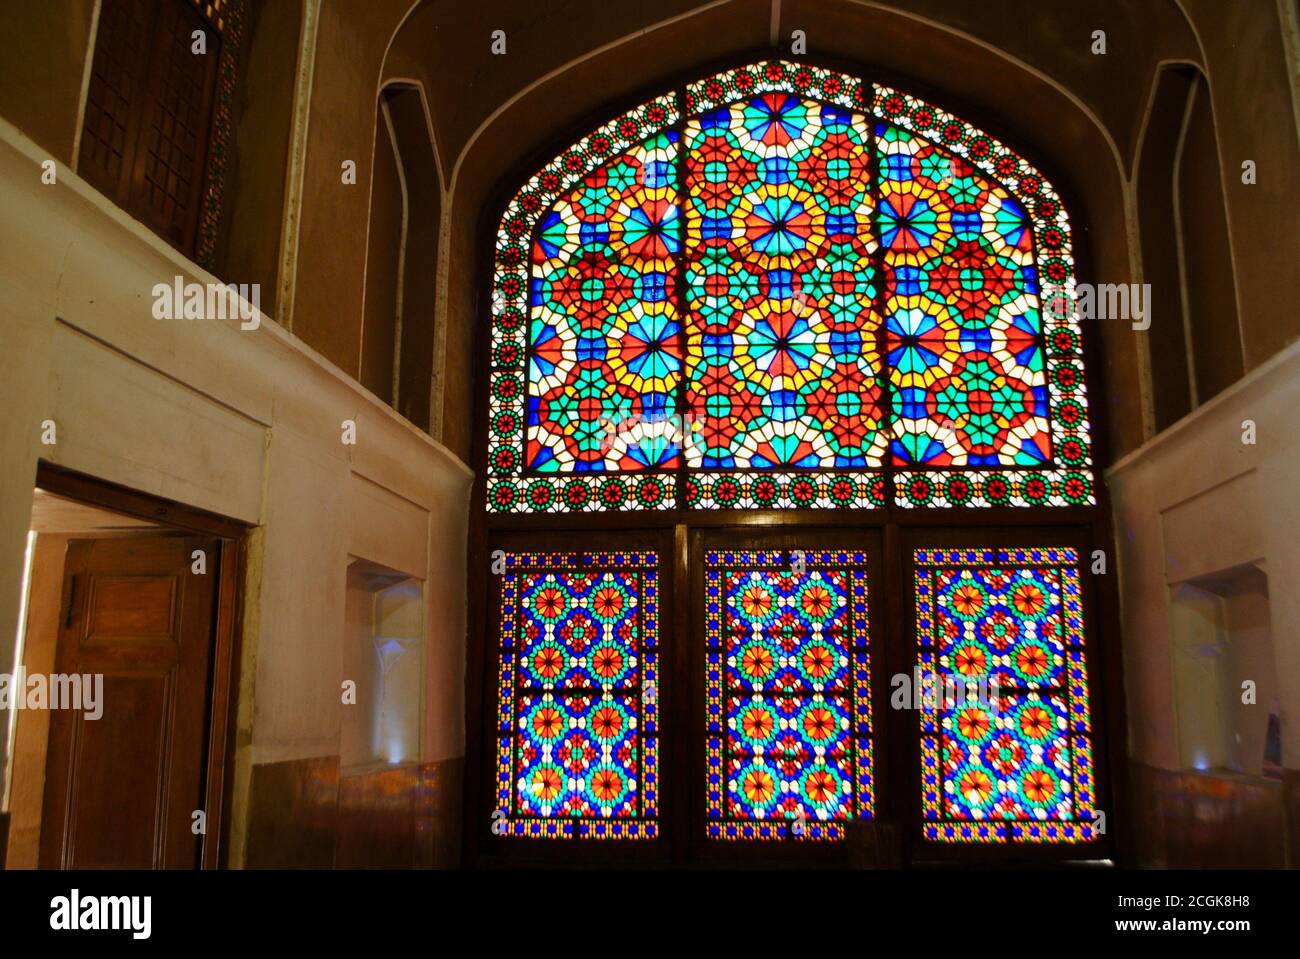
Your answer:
478,61 -> 1110,863
488,61 -> 1093,514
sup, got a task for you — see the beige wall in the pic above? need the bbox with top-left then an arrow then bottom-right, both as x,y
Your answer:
1110,340 -> 1300,772
0,118 -> 472,865
5,534 -> 68,868
1108,339 -> 1300,865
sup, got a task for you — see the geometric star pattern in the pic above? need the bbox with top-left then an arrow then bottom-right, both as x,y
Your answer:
705,550 -> 873,841
488,61 -> 1093,513
492,551 -> 659,839
913,547 -> 1097,843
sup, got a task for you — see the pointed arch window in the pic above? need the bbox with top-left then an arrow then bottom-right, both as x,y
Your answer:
477,62 -> 1110,862
487,62 -> 1093,513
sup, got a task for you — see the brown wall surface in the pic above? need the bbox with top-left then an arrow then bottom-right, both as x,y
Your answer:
216,0 -> 302,319
289,0 -> 414,375
1129,761 -> 1291,868
388,86 -> 439,431
0,0 -> 95,164
243,756 -> 462,868
1181,0 -> 1300,368
361,99 -> 403,402
1179,75 -> 1244,405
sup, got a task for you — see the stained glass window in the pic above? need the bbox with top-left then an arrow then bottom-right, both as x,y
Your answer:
913,547 -> 1096,842
489,61 -> 1092,514
705,550 -> 872,840
683,95 -> 883,470
492,551 -> 659,839
527,133 -> 683,476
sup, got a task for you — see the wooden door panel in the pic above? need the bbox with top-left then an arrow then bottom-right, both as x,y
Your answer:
476,529 -> 675,866
84,575 -> 178,643
40,535 -> 218,869
899,527 -> 1111,864
64,673 -> 173,867
688,527 -> 887,866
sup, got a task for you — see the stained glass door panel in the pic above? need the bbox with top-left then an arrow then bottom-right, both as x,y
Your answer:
701,543 -> 876,843
489,548 -> 663,841
911,544 -> 1099,844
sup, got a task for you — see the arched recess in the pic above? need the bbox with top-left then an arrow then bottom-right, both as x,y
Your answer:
1135,63 -> 1244,432
429,0 -> 1203,466
361,81 -> 441,430
467,60 -> 1124,868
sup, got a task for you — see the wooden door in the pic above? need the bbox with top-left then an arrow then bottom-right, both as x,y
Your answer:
39,535 -> 220,868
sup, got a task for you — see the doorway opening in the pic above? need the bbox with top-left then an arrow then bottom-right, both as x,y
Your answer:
2,464 -> 246,869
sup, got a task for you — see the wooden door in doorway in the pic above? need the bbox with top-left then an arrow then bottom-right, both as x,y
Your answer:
39,535 -> 220,868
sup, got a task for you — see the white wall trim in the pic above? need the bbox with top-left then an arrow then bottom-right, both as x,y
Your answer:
1107,333 -> 1300,479
0,113 -> 473,482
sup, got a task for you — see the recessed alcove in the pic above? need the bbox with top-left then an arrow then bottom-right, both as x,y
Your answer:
342,560 -> 425,771
1169,563 -> 1277,776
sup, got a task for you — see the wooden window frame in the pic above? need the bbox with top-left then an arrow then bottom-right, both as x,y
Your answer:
77,0 -> 248,266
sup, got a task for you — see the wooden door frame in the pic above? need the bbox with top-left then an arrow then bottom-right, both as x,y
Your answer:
685,525 -> 887,868
33,461 -> 248,869
895,523 -> 1117,866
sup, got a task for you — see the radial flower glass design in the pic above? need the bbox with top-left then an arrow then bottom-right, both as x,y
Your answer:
493,551 -> 659,839
913,547 -> 1096,843
488,61 -> 1093,513
705,549 -> 872,840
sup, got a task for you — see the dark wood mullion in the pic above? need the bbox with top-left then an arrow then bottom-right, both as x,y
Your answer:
124,2 -> 169,235
686,526 -> 706,859
1078,521 -> 1125,861
670,522 -> 689,865
880,517 -> 910,860
864,81 -> 897,509
181,18 -> 222,254
484,503 -> 1101,532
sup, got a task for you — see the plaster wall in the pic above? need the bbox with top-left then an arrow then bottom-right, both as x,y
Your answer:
0,118 -> 472,865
